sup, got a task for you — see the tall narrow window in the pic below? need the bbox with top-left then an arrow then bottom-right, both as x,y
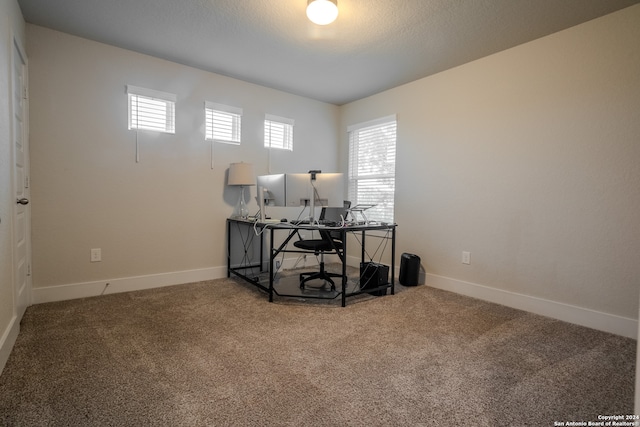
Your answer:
127,85 -> 176,134
205,101 -> 242,144
348,115 -> 397,223
264,114 -> 294,151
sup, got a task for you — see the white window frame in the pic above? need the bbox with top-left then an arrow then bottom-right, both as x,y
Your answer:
127,85 -> 176,134
347,115 -> 397,223
205,101 -> 242,144
264,114 -> 294,151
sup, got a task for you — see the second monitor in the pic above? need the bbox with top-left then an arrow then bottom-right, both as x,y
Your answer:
285,172 -> 344,208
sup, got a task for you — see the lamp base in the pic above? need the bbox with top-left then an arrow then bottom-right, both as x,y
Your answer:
232,186 -> 249,219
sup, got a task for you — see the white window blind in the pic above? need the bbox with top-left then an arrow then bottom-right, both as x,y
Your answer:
205,101 -> 242,144
348,115 -> 397,223
127,85 -> 176,134
264,114 -> 294,151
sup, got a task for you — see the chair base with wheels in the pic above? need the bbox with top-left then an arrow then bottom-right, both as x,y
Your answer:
294,239 -> 343,291
298,254 -> 343,291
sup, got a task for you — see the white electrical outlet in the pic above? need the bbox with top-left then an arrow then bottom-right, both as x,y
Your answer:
462,251 -> 471,265
91,248 -> 102,262
275,260 -> 281,270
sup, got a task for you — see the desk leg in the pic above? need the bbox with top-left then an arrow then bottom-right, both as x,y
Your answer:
391,226 -> 396,295
269,227 -> 274,302
260,228 -> 264,273
341,229 -> 347,307
227,220 -> 231,278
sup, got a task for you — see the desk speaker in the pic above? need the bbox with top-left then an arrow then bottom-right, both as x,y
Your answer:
360,262 -> 389,296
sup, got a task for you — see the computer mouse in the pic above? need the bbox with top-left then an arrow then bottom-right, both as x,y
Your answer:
280,218 -> 288,222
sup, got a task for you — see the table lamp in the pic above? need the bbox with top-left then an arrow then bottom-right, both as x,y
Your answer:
228,162 -> 255,218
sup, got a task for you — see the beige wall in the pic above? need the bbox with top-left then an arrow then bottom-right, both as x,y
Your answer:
27,25 -> 340,290
341,5 -> 640,320
0,0 -> 26,371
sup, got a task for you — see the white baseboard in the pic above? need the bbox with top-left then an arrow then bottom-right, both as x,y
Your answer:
0,315 -> 20,375
32,266 -> 227,304
29,263 -> 637,339
425,273 -> 638,339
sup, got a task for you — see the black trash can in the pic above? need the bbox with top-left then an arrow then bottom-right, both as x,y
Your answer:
399,253 -> 420,286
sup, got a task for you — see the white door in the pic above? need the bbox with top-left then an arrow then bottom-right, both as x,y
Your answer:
12,38 -> 30,318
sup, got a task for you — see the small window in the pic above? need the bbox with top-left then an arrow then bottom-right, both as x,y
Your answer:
264,114 -> 294,151
127,85 -> 176,134
205,101 -> 242,144
348,115 -> 397,223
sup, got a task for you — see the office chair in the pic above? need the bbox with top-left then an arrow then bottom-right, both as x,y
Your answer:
293,201 -> 350,290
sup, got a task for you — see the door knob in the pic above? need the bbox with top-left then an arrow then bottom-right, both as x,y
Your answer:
16,198 -> 29,205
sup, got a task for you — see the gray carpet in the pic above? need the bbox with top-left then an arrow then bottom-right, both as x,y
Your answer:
0,278 -> 635,426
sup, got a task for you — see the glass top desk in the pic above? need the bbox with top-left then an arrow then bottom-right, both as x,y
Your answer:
226,218 -> 397,307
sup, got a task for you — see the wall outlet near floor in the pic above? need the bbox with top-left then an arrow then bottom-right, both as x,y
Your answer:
462,251 -> 471,265
90,248 -> 102,262
275,260 -> 281,270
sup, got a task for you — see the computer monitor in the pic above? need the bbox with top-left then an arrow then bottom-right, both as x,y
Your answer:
256,174 -> 286,222
311,173 -> 344,208
283,174 -> 309,207
285,173 -> 345,208
256,172 -> 345,221
256,174 -> 286,207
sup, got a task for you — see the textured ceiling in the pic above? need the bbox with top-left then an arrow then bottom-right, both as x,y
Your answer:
17,0 -> 640,105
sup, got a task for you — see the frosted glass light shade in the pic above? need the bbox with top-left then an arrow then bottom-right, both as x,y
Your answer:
306,0 -> 338,25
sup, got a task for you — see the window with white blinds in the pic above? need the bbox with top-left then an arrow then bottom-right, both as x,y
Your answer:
348,115 -> 397,223
127,85 -> 176,134
264,114 -> 294,151
205,101 -> 242,144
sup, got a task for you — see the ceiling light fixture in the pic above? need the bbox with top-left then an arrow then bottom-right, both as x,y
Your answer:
306,0 -> 338,26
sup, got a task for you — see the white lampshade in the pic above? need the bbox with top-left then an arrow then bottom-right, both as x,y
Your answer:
306,0 -> 338,26
228,162 -> 255,186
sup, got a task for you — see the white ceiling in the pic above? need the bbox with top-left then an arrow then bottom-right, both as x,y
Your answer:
17,0 -> 640,105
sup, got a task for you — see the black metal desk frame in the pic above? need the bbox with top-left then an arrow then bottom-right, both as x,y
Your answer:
227,218 -> 397,307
